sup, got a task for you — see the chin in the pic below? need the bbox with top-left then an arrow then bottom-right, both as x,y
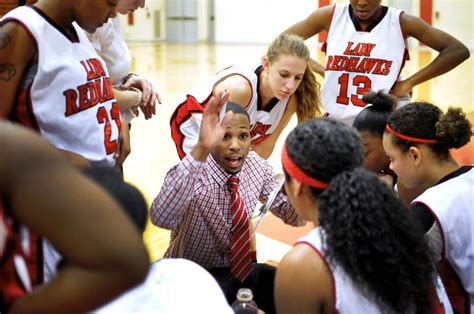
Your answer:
225,167 -> 242,174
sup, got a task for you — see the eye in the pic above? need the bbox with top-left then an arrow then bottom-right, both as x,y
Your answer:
295,76 -> 303,81
239,133 -> 249,140
279,72 -> 289,78
223,133 -> 230,140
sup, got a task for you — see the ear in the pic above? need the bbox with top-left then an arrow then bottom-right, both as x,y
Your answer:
262,56 -> 270,71
293,179 -> 306,197
408,146 -> 422,166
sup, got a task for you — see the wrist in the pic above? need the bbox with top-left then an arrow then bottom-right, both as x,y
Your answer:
190,143 -> 210,161
129,87 -> 143,107
121,72 -> 139,84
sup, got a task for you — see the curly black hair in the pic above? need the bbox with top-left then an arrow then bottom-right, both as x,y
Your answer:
353,91 -> 396,137
285,118 -> 435,313
285,118 -> 364,198
319,168 -> 435,313
386,102 -> 472,160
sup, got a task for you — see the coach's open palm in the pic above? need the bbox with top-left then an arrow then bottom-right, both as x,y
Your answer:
191,91 -> 231,161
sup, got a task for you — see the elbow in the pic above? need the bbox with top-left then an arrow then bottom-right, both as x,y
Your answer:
118,244 -> 150,290
460,46 -> 470,62
451,43 -> 470,63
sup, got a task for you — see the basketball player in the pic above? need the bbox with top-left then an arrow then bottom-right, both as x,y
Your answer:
352,91 -> 428,206
0,121 -> 148,312
275,118 -> 451,313
0,0 -> 125,293
86,0 -> 161,120
283,0 -> 470,124
383,102 -> 473,313
170,33 -> 321,159
0,0 -> 125,168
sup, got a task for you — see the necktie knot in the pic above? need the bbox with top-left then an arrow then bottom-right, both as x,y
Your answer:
227,176 -> 239,191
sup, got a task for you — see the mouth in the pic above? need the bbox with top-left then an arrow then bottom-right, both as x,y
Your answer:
279,91 -> 292,98
355,10 -> 370,19
224,155 -> 243,170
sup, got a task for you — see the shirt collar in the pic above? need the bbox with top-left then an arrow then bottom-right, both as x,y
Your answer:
207,154 -> 240,186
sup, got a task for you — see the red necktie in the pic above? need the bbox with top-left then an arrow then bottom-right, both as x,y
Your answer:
227,176 -> 252,282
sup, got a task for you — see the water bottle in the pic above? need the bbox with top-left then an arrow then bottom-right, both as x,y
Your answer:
231,288 -> 258,314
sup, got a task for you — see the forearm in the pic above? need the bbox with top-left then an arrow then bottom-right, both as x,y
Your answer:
113,88 -> 141,111
150,155 -> 205,228
309,58 -> 325,78
271,194 -> 305,227
9,262 -> 146,313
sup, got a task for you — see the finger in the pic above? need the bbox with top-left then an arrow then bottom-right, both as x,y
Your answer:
220,111 -> 233,129
208,90 -> 229,114
156,92 -> 162,104
114,139 -> 121,159
141,84 -> 153,104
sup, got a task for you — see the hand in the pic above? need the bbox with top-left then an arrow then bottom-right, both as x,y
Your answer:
122,75 -> 161,120
390,79 -> 413,99
191,91 -> 232,161
115,120 -> 131,166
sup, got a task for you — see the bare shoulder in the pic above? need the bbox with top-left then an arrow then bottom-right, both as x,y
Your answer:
275,243 -> 334,313
399,12 -> 429,37
214,74 -> 253,108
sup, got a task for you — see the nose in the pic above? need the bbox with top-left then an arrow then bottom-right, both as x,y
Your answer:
285,78 -> 296,91
229,137 -> 240,151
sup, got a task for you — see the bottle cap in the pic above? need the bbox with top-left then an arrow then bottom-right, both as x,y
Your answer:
236,288 -> 253,302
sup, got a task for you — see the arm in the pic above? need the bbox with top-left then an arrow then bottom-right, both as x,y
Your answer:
252,96 -> 297,159
150,90 -> 232,228
0,21 -> 36,118
392,13 -> 470,97
113,87 -> 141,112
121,74 -> 162,120
255,153 -> 304,226
114,118 -> 131,166
282,5 -> 334,78
0,122 -> 149,313
149,154 -> 207,229
275,244 -> 332,314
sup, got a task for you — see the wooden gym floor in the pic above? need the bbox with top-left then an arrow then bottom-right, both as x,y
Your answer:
123,42 -> 473,262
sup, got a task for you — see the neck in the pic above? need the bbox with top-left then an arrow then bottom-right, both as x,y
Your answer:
258,70 -> 275,108
355,6 -> 382,30
422,157 -> 460,188
35,0 -> 75,34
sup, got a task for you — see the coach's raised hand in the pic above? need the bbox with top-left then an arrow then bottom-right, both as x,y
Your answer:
191,90 -> 231,161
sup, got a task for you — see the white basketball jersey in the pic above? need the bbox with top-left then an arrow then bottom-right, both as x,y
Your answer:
321,4 -> 407,125
3,7 -> 121,166
297,228 -> 384,313
177,64 -> 289,154
297,228 -> 453,314
413,168 -> 474,312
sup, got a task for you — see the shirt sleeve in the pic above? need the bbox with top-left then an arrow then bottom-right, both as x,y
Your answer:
255,155 -> 304,227
150,154 -> 206,229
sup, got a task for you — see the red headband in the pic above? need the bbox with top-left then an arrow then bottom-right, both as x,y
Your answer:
282,144 -> 329,189
386,124 -> 438,144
